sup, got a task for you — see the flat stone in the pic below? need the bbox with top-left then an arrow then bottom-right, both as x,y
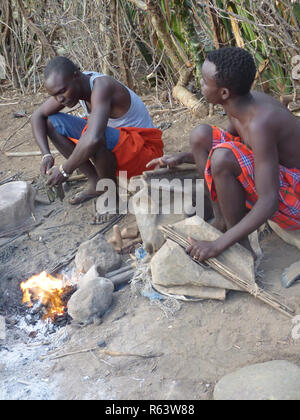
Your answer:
153,280 -> 226,301
214,360 -> 300,400
151,240 -> 235,300
282,260 -> 300,288
0,181 -> 35,232
67,277 -> 114,324
75,234 -> 121,274
0,316 -> 6,342
268,220 -> 300,250
172,216 -> 256,285
150,215 -> 260,300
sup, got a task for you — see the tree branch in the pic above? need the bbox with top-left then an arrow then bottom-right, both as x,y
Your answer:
16,0 -> 55,56
126,0 -> 147,11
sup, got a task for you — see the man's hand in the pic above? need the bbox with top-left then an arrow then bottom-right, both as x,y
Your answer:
46,166 -> 66,187
146,153 -> 186,169
186,236 -> 222,261
40,154 -> 54,175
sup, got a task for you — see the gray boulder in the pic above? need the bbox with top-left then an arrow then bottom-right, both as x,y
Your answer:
214,360 -> 300,400
0,181 -> 35,232
67,277 -> 114,324
269,220 -> 300,251
75,234 -> 121,274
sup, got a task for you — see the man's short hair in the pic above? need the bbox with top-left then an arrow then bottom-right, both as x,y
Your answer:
206,47 -> 256,95
44,56 -> 79,81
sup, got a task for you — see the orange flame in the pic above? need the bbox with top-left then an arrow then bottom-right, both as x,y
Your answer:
20,271 -> 67,321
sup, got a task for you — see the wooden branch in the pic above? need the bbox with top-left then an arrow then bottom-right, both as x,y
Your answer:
172,85 -> 208,117
126,0 -> 147,11
145,0 -> 183,76
15,0 -> 55,56
46,347 -> 163,361
5,150 -> 59,157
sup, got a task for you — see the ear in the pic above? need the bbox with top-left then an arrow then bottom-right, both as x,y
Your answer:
220,87 -> 230,100
73,70 -> 80,80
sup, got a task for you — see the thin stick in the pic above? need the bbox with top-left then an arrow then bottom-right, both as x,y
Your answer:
142,164 -> 198,179
159,225 -> 295,319
150,107 -> 187,114
0,117 -> 31,152
5,150 -> 59,157
46,347 -> 163,361
0,102 -> 19,106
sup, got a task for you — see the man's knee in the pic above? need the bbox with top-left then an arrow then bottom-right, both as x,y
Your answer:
211,147 -> 241,177
190,124 -> 212,151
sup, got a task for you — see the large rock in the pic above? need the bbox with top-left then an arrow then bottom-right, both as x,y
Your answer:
75,234 -> 121,274
0,181 -> 35,232
172,216 -> 256,285
67,277 -> 114,324
214,360 -> 300,400
282,260 -> 300,288
151,240 -> 228,300
150,216 -> 259,300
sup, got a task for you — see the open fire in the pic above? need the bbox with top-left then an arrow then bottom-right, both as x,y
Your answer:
20,271 -> 74,322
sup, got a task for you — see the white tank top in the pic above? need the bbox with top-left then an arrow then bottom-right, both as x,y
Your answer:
79,71 -> 154,128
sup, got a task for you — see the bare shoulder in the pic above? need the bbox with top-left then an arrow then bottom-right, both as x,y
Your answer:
251,91 -> 294,131
93,75 -> 126,92
252,90 -> 285,109
92,75 -> 128,100
92,75 -> 115,93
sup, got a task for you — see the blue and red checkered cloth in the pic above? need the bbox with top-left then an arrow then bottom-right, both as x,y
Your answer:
205,126 -> 300,230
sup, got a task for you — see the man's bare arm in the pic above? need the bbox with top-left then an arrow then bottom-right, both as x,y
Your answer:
31,97 -> 65,174
31,97 -> 65,155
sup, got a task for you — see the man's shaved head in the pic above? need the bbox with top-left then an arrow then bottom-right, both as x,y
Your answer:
44,57 -> 82,108
44,56 -> 79,81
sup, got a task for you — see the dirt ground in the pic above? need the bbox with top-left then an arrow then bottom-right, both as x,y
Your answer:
1,90 -> 300,400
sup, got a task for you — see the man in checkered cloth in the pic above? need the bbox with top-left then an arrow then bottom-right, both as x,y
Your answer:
147,47 -> 300,261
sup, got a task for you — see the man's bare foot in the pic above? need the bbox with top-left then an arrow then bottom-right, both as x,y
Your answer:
69,190 -> 101,205
69,178 -> 101,205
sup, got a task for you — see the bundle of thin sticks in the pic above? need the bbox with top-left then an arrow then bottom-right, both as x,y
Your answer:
159,225 -> 296,319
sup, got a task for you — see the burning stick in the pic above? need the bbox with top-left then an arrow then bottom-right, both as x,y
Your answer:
20,271 -> 74,321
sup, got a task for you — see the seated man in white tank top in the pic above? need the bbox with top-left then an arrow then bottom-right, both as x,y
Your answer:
31,56 -> 163,204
